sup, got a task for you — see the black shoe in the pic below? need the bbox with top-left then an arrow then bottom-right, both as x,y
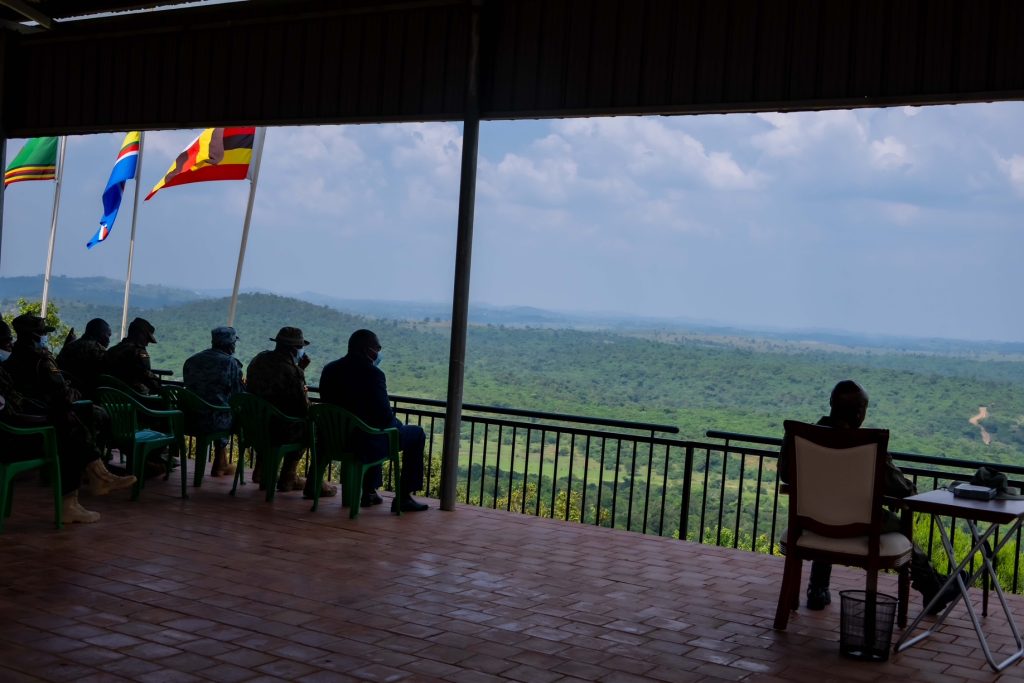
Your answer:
927,571 -> 967,615
806,587 -> 831,611
391,496 -> 428,513
361,491 -> 384,506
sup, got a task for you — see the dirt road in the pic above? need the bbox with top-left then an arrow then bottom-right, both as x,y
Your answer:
969,406 -> 991,445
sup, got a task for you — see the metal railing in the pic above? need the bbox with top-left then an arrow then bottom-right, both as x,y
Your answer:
161,376 -> 1024,592
386,398 -> 1024,591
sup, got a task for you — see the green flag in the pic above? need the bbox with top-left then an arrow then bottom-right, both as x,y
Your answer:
4,137 -> 59,186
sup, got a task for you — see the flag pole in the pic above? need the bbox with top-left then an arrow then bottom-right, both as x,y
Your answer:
119,131 -> 146,339
226,128 -> 266,327
40,135 -> 67,318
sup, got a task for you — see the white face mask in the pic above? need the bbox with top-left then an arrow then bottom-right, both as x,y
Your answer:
294,347 -> 305,364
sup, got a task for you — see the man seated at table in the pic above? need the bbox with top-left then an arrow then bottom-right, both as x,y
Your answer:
318,329 -> 428,512
778,379 -> 962,614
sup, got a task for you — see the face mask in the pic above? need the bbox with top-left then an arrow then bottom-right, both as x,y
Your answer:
37,336 -> 48,349
294,347 -> 305,364
372,352 -> 383,368
0,349 -> 9,362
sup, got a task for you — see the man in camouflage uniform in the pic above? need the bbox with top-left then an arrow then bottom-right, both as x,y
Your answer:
183,326 -> 244,477
104,317 -> 160,395
4,314 -> 135,523
0,317 -> 12,361
57,318 -> 112,399
246,326 -> 334,497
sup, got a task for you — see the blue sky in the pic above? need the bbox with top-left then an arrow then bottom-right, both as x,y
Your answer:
3,102 -> 1024,342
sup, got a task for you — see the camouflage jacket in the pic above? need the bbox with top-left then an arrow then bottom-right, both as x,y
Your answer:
5,340 -> 80,411
246,349 -> 308,418
183,347 -> 244,433
104,339 -> 161,395
57,337 -> 107,398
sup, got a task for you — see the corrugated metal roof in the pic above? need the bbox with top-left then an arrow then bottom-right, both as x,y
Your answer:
2,0 -> 1022,136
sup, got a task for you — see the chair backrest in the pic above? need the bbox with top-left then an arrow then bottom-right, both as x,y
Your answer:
309,403 -> 354,457
783,420 -> 889,539
95,387 -> 141,441
229,393 -> 275,451
98,374 -> 166,408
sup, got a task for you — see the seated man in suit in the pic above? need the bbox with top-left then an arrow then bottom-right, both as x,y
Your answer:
779,379 -> 961,614
318,329 -> 428,512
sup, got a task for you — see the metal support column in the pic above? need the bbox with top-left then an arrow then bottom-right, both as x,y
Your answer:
440,0 -> 481,511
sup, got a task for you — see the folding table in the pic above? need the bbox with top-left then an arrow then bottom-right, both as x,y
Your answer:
894,489 -> 1024,672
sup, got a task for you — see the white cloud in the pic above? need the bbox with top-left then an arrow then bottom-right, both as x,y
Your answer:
998,154 -> 1024,195
554,117 -> 760,190
753,110 -> 867,157
877,200 -> 922,226
870,136 -> 911,169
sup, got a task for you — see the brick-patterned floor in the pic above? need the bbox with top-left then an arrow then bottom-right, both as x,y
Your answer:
1,470 -> 1022,682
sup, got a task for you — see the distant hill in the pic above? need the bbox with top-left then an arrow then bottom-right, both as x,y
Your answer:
6,275 -> 1024,358
14,286 -> 1024,464
0,276 -> 205,309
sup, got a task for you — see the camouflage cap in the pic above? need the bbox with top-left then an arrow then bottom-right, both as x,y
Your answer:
11,313 -> 55,337
270,326 -> 310,346
212,326 -> 238,345
127,317 -> 157,343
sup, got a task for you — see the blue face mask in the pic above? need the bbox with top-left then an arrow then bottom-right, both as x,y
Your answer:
36,336 -> 48,349
294,347 -> 305,364
372,352 -> 383,368
0,349 -> 9,362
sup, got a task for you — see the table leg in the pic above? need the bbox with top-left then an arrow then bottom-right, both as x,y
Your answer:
896,517 -> 1024,672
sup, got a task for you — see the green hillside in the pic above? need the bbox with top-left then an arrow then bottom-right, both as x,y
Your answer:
39,292 -> 1024,465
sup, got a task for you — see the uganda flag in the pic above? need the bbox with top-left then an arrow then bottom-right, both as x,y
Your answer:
87,132 -> 141,249
4,137 -> 59,185
146,127 -> 256,200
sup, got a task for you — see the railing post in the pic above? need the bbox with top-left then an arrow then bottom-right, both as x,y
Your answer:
680,445 -> 694,541
440,0 -> 481,512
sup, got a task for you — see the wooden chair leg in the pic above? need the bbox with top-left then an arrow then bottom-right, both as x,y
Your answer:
775,554 -> 802,630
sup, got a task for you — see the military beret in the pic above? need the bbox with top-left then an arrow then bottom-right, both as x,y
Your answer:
11,314 -> 55,337
128,317 -> 157,344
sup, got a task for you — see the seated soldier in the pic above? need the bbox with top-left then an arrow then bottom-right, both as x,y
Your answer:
183,326 -> 244,477
57,317 -> 112,398
3,316 -> 135,523
0,318 -> 12,361
104,317 -> 160,395
779,380 -> 962,614
246,326 -> 335,497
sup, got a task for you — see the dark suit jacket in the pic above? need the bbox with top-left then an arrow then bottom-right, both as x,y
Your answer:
319,353 -> 395,460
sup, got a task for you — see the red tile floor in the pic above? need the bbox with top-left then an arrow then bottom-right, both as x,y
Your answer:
1,468 -> 1022,682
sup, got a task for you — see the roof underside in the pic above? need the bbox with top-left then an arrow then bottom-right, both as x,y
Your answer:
2,0 -> 1022,137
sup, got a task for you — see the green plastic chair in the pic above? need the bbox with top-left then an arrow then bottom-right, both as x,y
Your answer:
162,385 -> 233,488
0,421 -> 62,532
97,374 -> 167,409
228,393 -> 307,502
95,387 -> 185,501
308,403 -> 401,519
